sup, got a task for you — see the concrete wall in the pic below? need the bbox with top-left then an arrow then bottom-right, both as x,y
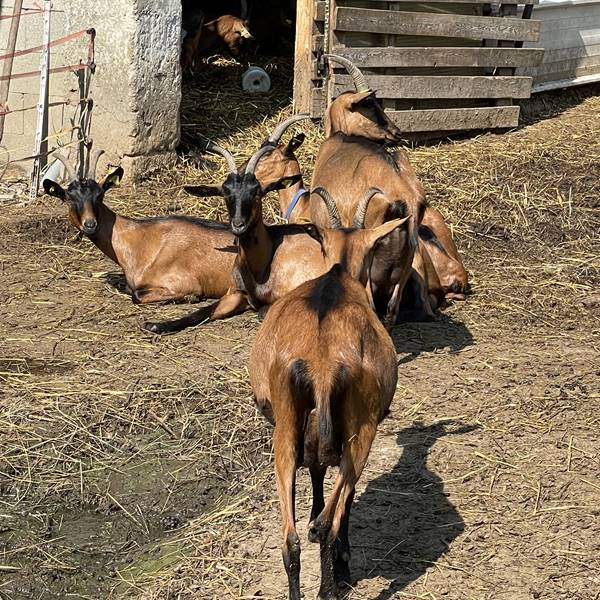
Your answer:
521,0 -> 600,91
0,0 -> 181,181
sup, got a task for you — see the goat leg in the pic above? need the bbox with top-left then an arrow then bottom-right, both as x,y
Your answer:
383,281 -> 403,329
274,423 -> 302,600
333,488 -> 355,587
131,287 -> 186,305
143,290 -> 248,334
309,464 -> 326,524
318,539 -> 339,600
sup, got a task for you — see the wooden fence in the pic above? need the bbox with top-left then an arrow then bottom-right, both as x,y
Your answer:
294,0 -> 544,134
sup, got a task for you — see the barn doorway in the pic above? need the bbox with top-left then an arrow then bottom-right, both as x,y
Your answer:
178,0 -> 298,157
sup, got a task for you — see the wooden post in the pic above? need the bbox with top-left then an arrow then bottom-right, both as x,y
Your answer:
495,3 -> 518,108
0,0 -> 24,144
30,0 -> 52,202
293,0 -> 317,114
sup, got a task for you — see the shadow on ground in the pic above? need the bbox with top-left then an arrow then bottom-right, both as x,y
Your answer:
350,420 -> 480,600
391,313 -> 474,362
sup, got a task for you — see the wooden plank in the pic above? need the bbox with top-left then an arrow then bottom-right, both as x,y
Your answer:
333,75 -> 533,98
334,8 -> 541,43
494,3 -> 518,108
293,0 -> 317,114
312,33 -> 324,52
315,1 -> 325,21
387,106 -> 520,131
334,47 -> 544,68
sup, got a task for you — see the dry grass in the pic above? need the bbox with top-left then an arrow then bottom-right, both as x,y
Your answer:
0,57 -> 599,599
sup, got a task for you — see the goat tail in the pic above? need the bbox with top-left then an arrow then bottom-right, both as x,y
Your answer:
314,364 -> 349,466
288,359 -> 349,467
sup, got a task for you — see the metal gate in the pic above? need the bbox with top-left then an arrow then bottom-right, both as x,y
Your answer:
294,0 -> 543,133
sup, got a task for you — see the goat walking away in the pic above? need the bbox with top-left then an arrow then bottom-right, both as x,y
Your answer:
43,151 -> 236,305
250,220 -> 404,599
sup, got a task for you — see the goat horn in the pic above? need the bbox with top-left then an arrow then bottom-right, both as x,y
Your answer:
266,113 -> 311,145
353,187 -> 383,229
52,151 -> 78,182
325,54 -> 370,93
205,142 -> 237,174
245,144 -> 275,175
87,149 -> 104,180
312,186 -> 342,229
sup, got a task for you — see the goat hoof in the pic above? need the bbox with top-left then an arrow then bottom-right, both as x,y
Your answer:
308,521 -> 319,543
143,321 -> 163,334
317,589 -> 339,600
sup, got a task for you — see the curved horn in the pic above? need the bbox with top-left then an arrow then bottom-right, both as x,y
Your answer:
266,113 -> 311,145
312,186 -> 342,229
52,151 -> 78,182
325,54 -> 370,93
205,142 -> 237,174
87,149 -> 104,180
353,187 -> 383,229
245,145 -> 275,175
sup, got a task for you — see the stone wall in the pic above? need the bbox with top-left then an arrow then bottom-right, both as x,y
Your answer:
0,0 -> 181,182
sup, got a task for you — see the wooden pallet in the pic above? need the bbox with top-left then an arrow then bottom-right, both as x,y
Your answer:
294,0 -> 544,134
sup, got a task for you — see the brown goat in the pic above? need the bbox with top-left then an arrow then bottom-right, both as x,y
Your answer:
419,206 -> 469,300
249,222 -> 403,599
43,151 -> 236,304
182,14 -> 253,70
309,55 -> 427,325
184,116 -> 310,223
144,124 -> 411,334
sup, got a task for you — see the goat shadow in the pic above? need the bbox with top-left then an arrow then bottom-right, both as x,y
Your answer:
349,420 -> 480,599
391,313 -> 474,364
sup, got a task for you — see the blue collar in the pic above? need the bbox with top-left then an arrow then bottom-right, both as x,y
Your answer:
284,187 -> 308,223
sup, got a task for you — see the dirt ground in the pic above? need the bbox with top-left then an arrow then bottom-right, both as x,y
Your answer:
0,61 -> 599,600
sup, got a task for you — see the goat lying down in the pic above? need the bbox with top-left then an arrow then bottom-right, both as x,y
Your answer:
43,151 -> 236,305
144,118 -> 411,334
250,220 -> 403,599
181,13 -> 253,72
308,54 -> 469,316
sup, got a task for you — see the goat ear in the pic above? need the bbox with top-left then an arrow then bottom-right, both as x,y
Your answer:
102,167 -> 124,191
366,216 -> 411,248
286,133 -> 305,155
184,184 -> 224,197
262,173 -> 302,193
349,90 -> 375,110
43,179 -> 66,201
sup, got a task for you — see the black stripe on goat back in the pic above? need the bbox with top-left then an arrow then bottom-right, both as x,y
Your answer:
305,264 -> 345,321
